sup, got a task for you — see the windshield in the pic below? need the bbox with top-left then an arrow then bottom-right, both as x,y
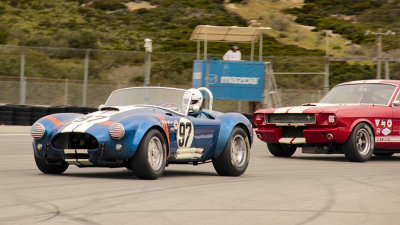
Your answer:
105,87 -> 190,114
320,83 -> 396,105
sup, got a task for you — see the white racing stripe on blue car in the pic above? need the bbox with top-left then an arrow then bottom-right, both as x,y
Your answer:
61,107 -> 134,133
62,123 -> 80,133
73,122 -> 99,133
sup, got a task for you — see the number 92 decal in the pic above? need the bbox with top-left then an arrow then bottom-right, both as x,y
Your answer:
176,118 -> 194,148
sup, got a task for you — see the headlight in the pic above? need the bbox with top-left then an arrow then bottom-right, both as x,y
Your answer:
31,123 -> 45,139
109,123 -> 125,139
253,114 -> 265,126
328,114 -> 336,125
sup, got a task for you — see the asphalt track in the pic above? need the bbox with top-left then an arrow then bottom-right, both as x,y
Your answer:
1,126 -> 400,225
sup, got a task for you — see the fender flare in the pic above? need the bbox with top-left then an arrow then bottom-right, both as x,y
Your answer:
121,114 -> 170,159
347,119 -> 375,141
214,113 -> 253,158
32,113 -> 82,157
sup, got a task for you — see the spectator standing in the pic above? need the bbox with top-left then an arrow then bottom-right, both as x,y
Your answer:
223,45 -> 241,61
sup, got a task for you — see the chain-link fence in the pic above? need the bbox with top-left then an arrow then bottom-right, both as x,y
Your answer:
0,45 -> 329,112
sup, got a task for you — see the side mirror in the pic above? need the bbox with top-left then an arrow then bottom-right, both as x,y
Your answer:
392,100 -> 400,107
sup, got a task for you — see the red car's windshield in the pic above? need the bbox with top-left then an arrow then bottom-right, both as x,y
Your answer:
320,83 -> 396,105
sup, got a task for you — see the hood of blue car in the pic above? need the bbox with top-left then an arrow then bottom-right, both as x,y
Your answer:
56,106 -> 155,134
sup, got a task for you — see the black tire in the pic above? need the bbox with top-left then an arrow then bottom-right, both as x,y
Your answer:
212,127 -> 250,176
0,110 -> 14,117
66,106 -> 83,113
343,122 -> 374,162
374,152 -> 394,157
15,111 -> 31,117
32,112 -> 47,116
0,120 -> 13,125
267,143 -> 297,157
0,104 -> 15,111
48,106 -> 66,114
34,154 -> 69,174
0,115 -> 13,121
31,106 -> 48,113
82,107 -> 97,114
130,129 -> 167,179
14,117 -> 31,125
15,105 -> 31,112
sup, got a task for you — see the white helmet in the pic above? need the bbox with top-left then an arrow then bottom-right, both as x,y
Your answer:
186,88 -> 203,111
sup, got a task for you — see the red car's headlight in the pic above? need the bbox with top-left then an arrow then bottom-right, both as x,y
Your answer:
31,123 -> 45,139
254,114 -> 265,126
110,123 -> 125,139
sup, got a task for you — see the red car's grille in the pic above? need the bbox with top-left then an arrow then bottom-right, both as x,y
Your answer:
266,114 -> 315,124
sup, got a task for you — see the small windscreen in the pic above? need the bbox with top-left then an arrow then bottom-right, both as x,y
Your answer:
105,87 -> 190,114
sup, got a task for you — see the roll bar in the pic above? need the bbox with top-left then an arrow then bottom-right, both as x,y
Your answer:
198,87 -> 213,113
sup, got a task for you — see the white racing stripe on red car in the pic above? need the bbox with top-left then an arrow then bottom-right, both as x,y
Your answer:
287,106 -> 313,114
279,137 -> 293,144
291,137 -> 306,144
274,107 -> 292,114
279,137 -> 306,144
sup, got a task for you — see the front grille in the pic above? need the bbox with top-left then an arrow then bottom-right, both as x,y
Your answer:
267,114 -> 315,124
52,133 -> 99,149
282,127 -> 305,137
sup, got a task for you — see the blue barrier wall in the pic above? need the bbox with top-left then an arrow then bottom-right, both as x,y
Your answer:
192,60 -> 265,101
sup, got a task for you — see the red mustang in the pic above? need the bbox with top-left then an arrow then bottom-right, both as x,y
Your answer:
253,80 -> 400,162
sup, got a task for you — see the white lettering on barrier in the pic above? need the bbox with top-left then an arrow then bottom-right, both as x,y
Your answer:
220,76 -> 258,85
193,72 -> 202,79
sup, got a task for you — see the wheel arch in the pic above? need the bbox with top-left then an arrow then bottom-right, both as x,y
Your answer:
348,119 -> 375,141
343,120 -> 375,162
125,115 -> 171,159
214,113 -> 253,158
148,125 -> 171,158
236,123 -> 252,147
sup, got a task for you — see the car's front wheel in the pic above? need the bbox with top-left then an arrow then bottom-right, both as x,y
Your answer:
34,154 -> 69,174
130,129 -> 167,179
343,122 -> 374,162
212,127 -> 250,176
267,143 -> 297,157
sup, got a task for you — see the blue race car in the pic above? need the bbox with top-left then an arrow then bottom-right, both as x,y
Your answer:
31,87 -> 253,179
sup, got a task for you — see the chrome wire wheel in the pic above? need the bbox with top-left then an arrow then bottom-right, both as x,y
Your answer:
147,136 -> 163,171
230,134 -> 247,167
356,128 -> 372,156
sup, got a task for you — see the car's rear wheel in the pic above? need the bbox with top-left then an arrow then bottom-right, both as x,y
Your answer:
212,127 -> 250,176
343,122 -> 374,162
131,129 -> 167,179
34,154 -> 69,174
267,143 -> 297,157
